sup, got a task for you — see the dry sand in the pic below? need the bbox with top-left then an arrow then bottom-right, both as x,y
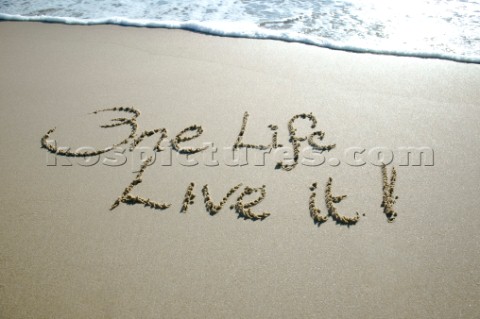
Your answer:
1,21 -> 480,318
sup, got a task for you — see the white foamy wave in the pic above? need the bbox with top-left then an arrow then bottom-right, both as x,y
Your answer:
1,11 -> 479,64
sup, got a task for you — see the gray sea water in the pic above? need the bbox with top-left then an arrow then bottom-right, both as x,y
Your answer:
1,0 -> 479,62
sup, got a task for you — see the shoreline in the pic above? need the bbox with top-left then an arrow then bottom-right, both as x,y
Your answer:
1,16 -> 480,64
1,21 -> 479,318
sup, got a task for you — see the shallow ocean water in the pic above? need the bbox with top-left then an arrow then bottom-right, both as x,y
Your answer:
1,0 -> 479,62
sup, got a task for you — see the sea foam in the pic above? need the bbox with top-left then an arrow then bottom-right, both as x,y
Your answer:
1,0 -> 479,64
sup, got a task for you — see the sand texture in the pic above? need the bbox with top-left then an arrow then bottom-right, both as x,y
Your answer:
1,22 -> 480,318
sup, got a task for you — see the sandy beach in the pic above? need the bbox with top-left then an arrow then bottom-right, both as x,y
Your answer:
1,21 -> 480,318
